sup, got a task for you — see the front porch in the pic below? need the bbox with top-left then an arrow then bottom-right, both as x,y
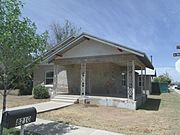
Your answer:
51,54 -> 148,110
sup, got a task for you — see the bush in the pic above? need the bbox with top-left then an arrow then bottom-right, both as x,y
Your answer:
33,85 -> 50,99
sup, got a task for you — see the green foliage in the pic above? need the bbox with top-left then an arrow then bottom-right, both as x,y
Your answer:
0,0 -> 48,91
50,20 -> 81,44
153,72 -> 172,84
33,85 -> 50,99
12,73 -> 33,95
3,128 -> 39,135
17,79 -> 33,95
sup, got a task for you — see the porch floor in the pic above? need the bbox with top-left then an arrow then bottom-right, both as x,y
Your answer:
52,94 -> 146,110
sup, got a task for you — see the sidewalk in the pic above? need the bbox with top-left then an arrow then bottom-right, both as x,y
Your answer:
25,118 -> 124,135
174,89 -> 180,94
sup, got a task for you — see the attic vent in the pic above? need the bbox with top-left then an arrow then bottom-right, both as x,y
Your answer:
55,54 -> 63,57
85,37 -> 90,40
117,48 -> 123,52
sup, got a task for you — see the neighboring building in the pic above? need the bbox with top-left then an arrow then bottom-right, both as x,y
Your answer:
33,33 -> 154,110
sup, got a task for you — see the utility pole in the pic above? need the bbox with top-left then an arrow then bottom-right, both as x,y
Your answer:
173,46 -> 180,57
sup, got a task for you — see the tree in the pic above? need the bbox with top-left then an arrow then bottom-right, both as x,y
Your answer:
50,20 -> 81,44
0,0 -> 48,133
153,72 -> 172,84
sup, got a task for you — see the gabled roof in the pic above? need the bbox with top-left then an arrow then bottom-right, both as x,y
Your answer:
42,33 -> 154,69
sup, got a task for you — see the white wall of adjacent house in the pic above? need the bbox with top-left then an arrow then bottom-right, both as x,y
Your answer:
62,39 -> 128,58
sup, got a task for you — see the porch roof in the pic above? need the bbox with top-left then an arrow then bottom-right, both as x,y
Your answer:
42,33 -> 154,69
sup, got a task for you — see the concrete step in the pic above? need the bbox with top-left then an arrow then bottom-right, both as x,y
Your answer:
54,95 -> 80,99
51,98 -> 76,103
53,96 -> 79,100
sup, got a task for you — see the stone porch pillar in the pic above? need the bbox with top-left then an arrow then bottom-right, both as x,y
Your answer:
144,68 -> 147,95
80,63 -> 86,97
127,61 -> 135,100
141,67 -> 143,94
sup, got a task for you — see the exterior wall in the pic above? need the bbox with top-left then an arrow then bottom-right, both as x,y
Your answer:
137,75 -> 152,95
33,64 -> 54,86
145,76 -> 152,95
55,63 -> 129,98
88,63 -> 127,97
62,39 -> 128,58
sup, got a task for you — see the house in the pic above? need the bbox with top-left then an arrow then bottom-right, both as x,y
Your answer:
33,33 -> 154,110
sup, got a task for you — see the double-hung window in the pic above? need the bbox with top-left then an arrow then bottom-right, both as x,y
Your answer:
45,71 -> 54,85
122,73 -> 126,86
138,76 -> 144,87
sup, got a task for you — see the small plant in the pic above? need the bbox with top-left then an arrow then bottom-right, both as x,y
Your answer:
33,85 -> 50,99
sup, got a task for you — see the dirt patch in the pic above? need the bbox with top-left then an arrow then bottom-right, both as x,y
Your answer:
0,95 -> 49,109
38,92 -> 180,135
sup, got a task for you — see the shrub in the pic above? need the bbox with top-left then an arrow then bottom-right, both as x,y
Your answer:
33,85 -> 50,99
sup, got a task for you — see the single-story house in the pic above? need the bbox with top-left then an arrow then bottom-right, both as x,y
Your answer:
33,33 -> 154,110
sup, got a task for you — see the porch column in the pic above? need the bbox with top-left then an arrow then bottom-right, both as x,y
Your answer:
127,61 -> 135,100
53,65 -> 58,96
80,63 -> 86,97
144,68 -> 147,95
141,67 -> 143,94
132,61 -> 135,100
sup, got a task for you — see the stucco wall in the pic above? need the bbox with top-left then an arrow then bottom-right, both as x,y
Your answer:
33,64 -> 54,86
55,63 -> 132,98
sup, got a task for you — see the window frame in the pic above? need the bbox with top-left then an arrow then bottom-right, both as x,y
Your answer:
138,76 -> 144,87
45,70 -> 54,85
121,72 -> 126,87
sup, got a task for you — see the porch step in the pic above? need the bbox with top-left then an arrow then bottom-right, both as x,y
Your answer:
54,95 -> 81,99
51,95 -> 80,103
51,98 -> 76,103
53,96 -> 79,100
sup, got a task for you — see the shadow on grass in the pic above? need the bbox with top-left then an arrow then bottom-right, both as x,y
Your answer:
139,98 -> 161,111
151,92 -> 161,95
25,122 -> 78,135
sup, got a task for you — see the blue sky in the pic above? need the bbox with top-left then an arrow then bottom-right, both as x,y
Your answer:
22,0 -> 180,81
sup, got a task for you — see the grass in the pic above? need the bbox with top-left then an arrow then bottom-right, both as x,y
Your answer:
0,95 -> 49,109
38,91 -> 180,135
2,128 -> 39,135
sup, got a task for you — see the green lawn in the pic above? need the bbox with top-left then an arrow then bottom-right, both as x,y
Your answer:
2,128 -> 39,135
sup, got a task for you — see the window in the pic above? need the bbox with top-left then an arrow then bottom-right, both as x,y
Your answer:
45,71 -> 54,85
122,73 -> 126,86
138,76 -> 144,87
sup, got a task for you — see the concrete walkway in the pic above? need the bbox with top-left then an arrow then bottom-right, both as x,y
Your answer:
25,118 -> 124,135
7,101 -> 73,113
0,101 -> 73,121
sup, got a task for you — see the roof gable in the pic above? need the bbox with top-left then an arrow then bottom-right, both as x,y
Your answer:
42,33 -> 154,69
62,38 -> 129,58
